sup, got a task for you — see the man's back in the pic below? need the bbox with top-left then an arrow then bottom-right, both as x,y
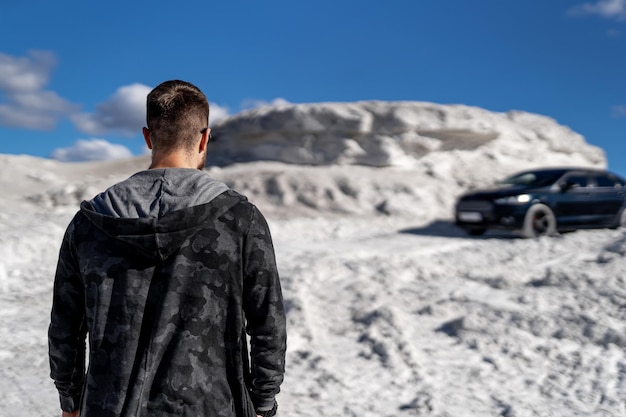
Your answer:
49,169 -> 286,417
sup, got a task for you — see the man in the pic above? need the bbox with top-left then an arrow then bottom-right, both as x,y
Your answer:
48,80 -> 287,417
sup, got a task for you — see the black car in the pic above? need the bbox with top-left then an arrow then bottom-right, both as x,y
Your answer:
455,167 -> 626,237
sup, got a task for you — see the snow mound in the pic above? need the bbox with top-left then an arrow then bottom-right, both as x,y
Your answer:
209,101 -> 604,171
10,102 -> 608,222
204,102 -> 607,218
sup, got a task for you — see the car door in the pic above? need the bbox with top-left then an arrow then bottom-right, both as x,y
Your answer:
587,173 -> 626,225
551,172 -> 595,227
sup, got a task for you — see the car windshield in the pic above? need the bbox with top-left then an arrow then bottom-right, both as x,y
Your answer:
498,171 -> 565,187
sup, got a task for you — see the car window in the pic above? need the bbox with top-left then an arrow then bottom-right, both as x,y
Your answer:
499,171 -> 565,187
595,173 -> 622,188
565,174 -> 588,188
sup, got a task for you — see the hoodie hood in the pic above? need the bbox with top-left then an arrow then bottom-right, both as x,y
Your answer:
89,168 -> 229,219
79,168 -> 233,260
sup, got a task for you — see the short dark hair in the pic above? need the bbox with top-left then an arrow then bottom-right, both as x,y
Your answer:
146,80 -> 209,152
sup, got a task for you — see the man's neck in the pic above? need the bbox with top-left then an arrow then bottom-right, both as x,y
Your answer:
149,153 -> 197,169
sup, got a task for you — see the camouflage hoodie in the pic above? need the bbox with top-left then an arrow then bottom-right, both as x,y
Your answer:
48,168 -> 286,417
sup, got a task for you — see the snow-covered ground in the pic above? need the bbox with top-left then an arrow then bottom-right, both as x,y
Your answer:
0,154 -> 625,417
1,102 -> 624,417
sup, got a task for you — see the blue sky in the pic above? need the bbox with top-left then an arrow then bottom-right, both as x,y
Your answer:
1,0 -> 626,175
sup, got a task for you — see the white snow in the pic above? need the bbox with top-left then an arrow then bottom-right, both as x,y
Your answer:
1,102 -> 625,417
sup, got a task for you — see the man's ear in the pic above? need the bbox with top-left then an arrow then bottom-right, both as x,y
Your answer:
200,128 -> 211,152
143,127 -> 153,150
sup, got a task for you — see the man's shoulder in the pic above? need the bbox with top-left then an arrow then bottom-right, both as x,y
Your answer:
217,188 -> 254,204
195,189 -> 271,231
201,189 -> 259,217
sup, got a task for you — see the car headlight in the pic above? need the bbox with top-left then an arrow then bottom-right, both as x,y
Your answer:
494,194 -> 531,205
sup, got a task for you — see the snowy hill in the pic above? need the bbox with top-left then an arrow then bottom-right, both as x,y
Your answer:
209,101 -> 604,168
1,102 -> 625,417
4,102 -> 606,221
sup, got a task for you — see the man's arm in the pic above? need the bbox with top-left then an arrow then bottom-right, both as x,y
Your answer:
48,219 -> 88,414
242,207 -> 287,416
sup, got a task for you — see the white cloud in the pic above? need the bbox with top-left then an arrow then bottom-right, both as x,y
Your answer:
240,97 -> 291,111
568,0 -> 626,20
51,139 -> 134,162
612,105 -> 626,117
0,51 -> 77,129
72,83 -> 151,136
0,50 -> 56,93
210,102 -> 230,126
0,55 -> 231,135
0,104 -> 62,130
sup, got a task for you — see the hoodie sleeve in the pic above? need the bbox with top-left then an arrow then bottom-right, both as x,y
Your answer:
242,206 -> 287,412
48,216 -> 88,412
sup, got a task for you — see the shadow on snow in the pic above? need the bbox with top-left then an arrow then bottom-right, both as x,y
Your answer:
399,219 -> 519,240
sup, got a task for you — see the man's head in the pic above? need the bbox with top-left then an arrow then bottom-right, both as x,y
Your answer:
143,80 -> 210,169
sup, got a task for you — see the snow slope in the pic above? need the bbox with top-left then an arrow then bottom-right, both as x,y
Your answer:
1,103 -> 624,417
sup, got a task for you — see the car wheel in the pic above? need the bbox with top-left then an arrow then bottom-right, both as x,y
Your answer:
620,209 -> 626,228
610,207 -> 626,229
522,204 -> 556,238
